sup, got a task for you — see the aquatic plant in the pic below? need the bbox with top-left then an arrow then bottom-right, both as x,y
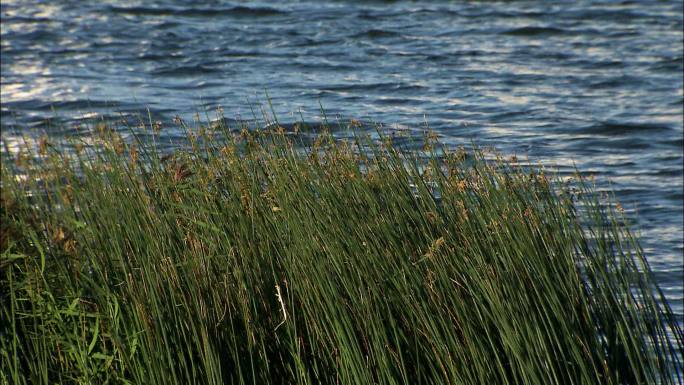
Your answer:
1,118 -> 682,385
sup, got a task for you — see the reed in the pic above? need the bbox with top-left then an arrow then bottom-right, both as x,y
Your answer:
1,117 -> 682,384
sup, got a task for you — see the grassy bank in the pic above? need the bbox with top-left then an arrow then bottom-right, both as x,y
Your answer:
1,119 -> 682,384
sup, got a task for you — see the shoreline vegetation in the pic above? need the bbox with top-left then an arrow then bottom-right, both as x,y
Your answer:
1,115 -> 682,384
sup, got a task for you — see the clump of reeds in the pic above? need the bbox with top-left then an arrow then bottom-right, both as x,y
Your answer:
1,118 -> 682,385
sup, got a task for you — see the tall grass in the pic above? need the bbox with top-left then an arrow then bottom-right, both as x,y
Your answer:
1,117 -> 682,384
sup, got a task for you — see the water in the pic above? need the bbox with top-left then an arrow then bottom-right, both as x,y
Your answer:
1,1 -> 682,323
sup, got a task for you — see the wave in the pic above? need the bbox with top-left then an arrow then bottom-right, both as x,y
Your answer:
320,82 -> 426,93
108,5 -> 286,18
151,65 -> 221,77
578,121 -> 674,136
350,29 -> 401,39
2,99 -> 127,112
502,26 -> 567,36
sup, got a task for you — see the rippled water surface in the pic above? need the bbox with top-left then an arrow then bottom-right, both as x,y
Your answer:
1,0 -> 683,321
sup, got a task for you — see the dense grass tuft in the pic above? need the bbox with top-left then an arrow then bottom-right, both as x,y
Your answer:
1,119 -> 682,384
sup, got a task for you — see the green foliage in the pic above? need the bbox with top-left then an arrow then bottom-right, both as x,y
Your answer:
1,119 -> 682,384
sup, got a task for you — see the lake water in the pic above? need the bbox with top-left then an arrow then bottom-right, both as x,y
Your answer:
1,1 -> 682,324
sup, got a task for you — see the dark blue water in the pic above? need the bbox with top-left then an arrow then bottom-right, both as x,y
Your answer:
1,0 -> 682,323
